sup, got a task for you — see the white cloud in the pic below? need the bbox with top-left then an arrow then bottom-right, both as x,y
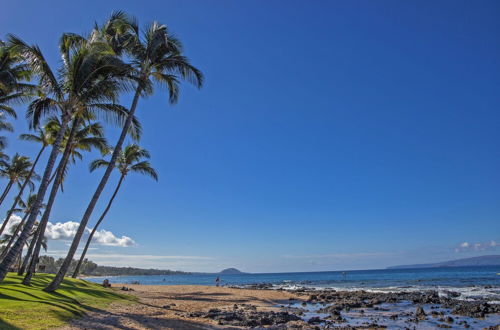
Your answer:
45,221 -> 80,240
45,221 -> 135,247
92,229 -> 135,247
456,240 -> 499,252
0,215 -> 23,239
1,217 -> 135,247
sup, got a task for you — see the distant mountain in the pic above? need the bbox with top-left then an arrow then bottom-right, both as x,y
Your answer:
388,255 -> 500,269
219,268 -> 245,274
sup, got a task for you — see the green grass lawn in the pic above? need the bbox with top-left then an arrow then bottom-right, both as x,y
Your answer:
0,272 -> 136,329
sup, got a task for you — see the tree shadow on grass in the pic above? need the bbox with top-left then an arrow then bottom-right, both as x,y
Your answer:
0,290 -> 83,315
0,318 -> 21,330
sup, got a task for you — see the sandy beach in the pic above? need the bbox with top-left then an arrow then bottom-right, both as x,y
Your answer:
57,283 -> 500,329
59,284 -> 304,329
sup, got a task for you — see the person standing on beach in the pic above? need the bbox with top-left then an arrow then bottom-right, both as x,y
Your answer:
215,277 -> 220,287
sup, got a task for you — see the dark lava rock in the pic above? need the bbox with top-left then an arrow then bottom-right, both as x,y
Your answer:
201,309 -> 302,327
307,316 -> 323,324
415,306 -> 426,320
448,301 -> 498,318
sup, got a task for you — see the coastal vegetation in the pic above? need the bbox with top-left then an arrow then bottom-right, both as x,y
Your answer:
24,256 -> 189,276
0,10 -> 203,291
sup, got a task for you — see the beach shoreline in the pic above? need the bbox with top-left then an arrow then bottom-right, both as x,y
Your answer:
58,283 -> 500,329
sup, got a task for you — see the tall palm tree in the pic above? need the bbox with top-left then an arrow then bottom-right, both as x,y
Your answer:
23,118 -> 108,284
47,15 -> 203,292
0,154 -> 35,208
0,31 -> 131,282
16,194 -> 46,275
0,127 -> 53,238
73,144 -> 157,277
1,223 -> 47,272
0,193 -> 45,261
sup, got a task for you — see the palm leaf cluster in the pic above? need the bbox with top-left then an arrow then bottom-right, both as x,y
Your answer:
0,11 -> 203,291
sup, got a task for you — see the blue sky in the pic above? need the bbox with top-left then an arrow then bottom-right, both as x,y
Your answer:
0,0 -> 499,272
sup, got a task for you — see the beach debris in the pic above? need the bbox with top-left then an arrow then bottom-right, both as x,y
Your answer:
120,286 -> 134,291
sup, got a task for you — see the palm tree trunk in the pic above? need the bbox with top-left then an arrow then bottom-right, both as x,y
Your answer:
0,147 -> 45,237
23,118 -> 79,286
17,245 -> 24,271
72,173 -> 125,278
18,226 -> 39,275
0,181 -> 13,207
0,211 -> 29,260
0,113 -> 70,283
45,87 -> 142,291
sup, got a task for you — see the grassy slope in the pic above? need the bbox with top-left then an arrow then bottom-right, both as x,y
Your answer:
0,272 -> 135,329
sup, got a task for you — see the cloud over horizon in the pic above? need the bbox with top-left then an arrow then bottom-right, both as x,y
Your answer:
455,240 -> 499,252
1,216 -> 135,247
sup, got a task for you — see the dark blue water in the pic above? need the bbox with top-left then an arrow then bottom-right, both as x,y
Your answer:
86,266 -> 500,300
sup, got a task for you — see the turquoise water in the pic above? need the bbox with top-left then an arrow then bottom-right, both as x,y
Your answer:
86,266 -> 500,301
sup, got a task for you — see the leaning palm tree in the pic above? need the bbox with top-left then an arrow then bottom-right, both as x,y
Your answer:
72,144 -> 157,277
0,154 -> 35,208
0,126 -> 53,238
22,118 -> 108,284
0,31 -> 131,282
47,14 -> 203,292
0,193 -> 45,261
16,194 -> 46,275
1,221 -> 47,272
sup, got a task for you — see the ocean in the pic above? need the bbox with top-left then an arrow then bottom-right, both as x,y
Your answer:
86,265 -> 500,302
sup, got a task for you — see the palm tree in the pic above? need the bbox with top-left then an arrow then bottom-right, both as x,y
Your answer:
0,31 -> 131,282
1,223 -> 47,272
0,42 -> 34,149
47,14 -> 203,291
0,127 -> 52,238
22,119 -> 108,284
16,194 -> 46,275
0,154 -> 35,208
0,193 -> 45,261
0,41 -> 33,107
73,144 -> 157,277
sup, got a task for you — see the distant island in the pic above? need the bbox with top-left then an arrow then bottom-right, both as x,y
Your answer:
219,268 -> 246,274
388,255 -> 500,269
